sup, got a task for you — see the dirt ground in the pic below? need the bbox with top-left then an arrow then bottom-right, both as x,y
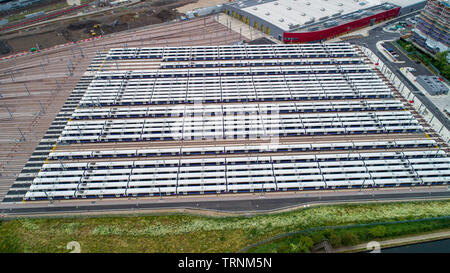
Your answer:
0,0 -> 196,56
0,39 -> 12,55
6,30 -> 68,52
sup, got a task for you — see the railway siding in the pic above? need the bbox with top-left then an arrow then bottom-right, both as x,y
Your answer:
10,43 -> 449,202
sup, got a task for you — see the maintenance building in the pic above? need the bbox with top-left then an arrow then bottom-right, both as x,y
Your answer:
223,0 -> 426,43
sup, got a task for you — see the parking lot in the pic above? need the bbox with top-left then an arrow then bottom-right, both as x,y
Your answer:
385,16 -> 419,35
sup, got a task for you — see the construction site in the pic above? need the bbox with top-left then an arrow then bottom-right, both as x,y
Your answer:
0,0 -> 213,55
0,15 -> 242,203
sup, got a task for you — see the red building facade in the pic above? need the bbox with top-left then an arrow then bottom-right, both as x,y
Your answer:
283,7 -> 401,43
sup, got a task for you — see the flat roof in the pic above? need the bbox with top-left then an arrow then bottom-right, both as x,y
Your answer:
227,0 -> 391,31
226,0 -> 426,32
380,0 -> 426,8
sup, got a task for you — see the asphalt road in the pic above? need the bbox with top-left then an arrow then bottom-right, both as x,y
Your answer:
383,41 -> 434,77
346,20 -> 450,131
2,189 -> 450,216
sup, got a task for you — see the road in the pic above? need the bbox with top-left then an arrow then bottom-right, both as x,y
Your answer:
384,41 -> 434,77
1,187 -> 449,216
346,20 -> 450,131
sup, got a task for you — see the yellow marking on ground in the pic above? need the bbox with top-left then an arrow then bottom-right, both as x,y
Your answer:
41,142 -> 58,168
40,98 -> 76,171
423,133 -> 440,150
98,58 -> 107,72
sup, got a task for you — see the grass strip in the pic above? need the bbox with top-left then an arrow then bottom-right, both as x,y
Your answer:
1,200 -> 449,253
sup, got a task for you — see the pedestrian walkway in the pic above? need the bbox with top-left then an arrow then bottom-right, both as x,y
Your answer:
376,40 -> 405,64
328,24 -> 380,42
335,230 -> 450,253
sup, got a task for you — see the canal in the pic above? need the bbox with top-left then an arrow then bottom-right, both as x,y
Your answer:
380,239 -> 450,253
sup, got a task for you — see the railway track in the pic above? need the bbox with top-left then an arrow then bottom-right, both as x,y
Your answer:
2,22 -> 447,203
46,147 -> 441,164
0,15 -> 241,201
53,133 -> 429,151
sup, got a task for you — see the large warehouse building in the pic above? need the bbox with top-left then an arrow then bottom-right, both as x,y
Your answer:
3,44 -> 448,201
223,0 -> 427,43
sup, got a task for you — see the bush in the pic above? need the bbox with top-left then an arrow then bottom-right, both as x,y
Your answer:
311,232 -> 326,244
0,233 -> 22,253
277,243 -> 291,253
248,228 -> 262,239
294,236 -> 314,253
329,231 -> 342,248
341,231 -> 359,246
368,226 -> 387,238
251,217 -> 450,253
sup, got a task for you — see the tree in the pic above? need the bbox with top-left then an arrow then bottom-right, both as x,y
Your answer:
441,65 -> 450,81
434,51 -> 449,80
405,44 -> 413,52
435,51 -> 448,68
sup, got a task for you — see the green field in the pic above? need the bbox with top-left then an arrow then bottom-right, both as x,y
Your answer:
1,200 -> 449,253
